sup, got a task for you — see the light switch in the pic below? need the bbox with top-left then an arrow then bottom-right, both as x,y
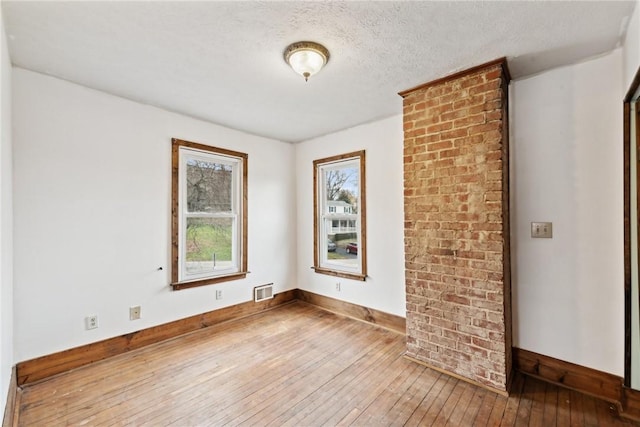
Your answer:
531,222 -> 552,238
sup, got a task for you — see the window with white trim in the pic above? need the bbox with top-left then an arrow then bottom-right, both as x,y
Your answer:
171,138 -> 248,290
313,151 -> 366,281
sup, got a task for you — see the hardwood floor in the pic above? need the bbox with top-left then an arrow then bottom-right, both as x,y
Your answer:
15,302 -> 639,426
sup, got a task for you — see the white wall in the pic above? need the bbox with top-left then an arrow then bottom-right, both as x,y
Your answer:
623,0 -> 640,92
511,49 -> 624,375
12,68 -> 297,362
295,115 -> 406,317
8,1 -> 640,380
0,8 -> 13,416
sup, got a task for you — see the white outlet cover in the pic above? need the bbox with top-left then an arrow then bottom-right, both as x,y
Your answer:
85,315 -> 98,330
129,306 -> 141,320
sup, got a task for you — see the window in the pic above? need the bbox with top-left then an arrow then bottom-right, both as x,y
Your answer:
171,138 -> 248,290
313,150 -> 366,281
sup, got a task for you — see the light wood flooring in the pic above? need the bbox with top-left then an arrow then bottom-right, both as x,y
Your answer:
14,302 -> 640,426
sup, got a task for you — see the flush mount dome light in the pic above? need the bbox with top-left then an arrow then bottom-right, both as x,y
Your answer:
284,41 -> 330,82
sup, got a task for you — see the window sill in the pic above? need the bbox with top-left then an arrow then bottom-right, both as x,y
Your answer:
312,267 -> 366,282
171,272 -> 248,291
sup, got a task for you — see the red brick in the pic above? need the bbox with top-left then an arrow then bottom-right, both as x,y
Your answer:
414,101 -> 427,112
459,75 -> 485,89
403,62 -> 510,392
440,128 -> 470,140
484,68 -> 503,80
427,141 -> 453,151
468,79 -> 501,95
454,113 -> 486,128
427,122 -> 453,133
406,127 -> 427,138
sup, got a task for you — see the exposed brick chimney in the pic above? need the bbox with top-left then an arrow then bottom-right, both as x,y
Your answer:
400,58 -> 512,393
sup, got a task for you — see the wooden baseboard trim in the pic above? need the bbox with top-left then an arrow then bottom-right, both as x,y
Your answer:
513,348 -> 621,403
15,290 -> 403,387
513,347 -> 640,421
622,386 -> 640,420
16,290 -> 297,386
295,289 -> 406,334
2,366 -> 18,427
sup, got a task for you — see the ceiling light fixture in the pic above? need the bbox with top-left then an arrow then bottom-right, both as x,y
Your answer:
284,41 -> 330,82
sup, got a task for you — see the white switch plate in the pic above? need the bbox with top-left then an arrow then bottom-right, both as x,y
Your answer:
216,290 -> 223,300
531,222 -> 552,238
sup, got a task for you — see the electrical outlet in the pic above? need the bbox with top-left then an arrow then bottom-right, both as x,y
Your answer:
129,306 -> 141,320
216,290 -> 223,300
336,282 -> 341,292
85,315 -> 98,330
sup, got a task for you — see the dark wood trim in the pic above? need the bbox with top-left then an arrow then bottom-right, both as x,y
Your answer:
311,267 -> 366,282
312,150 -> 367,280
171,272 -> 248,291
622,386 -> 640,421
295,289 -> 405,334
313,153 -> 319,277
500,69 -> 513,390
241,147 -> 248,275
623,66 -> 640,388
513,347 -> 622,404
624,66 -> 640,103
398,57 -> 510,97
170,138 -> 248,290
625,99 -> 632,387
2,366 -> 18,427
171,138 -> 249,162
16,290 -> 297,386
514,347 -> 640,421
359,150 -> 367,277
171,139 -> 180,284
312,150 -> 365,167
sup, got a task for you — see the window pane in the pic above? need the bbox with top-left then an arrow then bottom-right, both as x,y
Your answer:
323,164 -> 358,269
313,150 -> 366,280
324,167 -> 359,215
186,159 -> 232,213
326,232 -> 358,267
173,139 -> 248,289
185,217 -> 234,274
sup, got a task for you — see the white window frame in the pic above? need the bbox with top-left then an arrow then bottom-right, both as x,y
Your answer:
313,151 -> 367,281
171,138 -> 248,290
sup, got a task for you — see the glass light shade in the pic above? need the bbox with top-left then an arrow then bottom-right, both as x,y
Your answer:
284,41 -> 330,81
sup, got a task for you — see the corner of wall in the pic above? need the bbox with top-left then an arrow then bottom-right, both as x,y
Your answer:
0,6 -> 14,420
623,0 -> 640,90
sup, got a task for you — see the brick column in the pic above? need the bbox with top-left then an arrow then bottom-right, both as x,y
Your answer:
400,58 -> 512,393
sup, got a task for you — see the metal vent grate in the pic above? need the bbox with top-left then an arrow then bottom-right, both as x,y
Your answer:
254,284 -> 274,302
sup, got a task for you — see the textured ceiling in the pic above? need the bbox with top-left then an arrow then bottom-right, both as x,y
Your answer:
2,1 -> 637,143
